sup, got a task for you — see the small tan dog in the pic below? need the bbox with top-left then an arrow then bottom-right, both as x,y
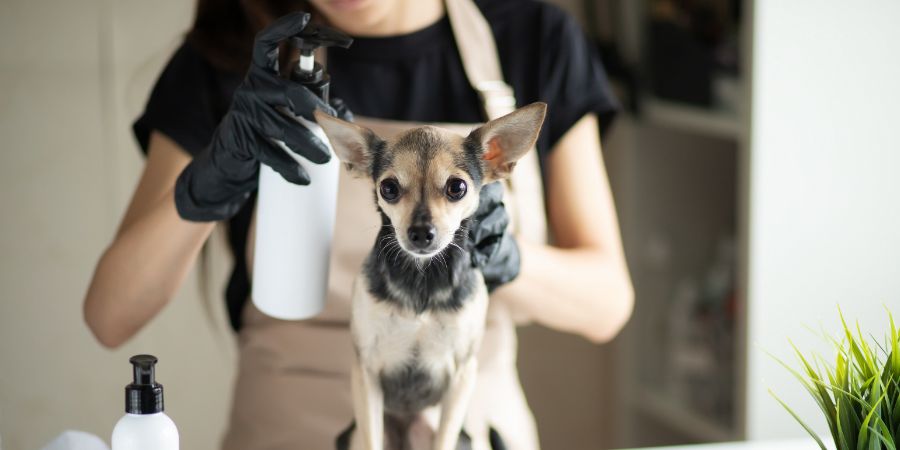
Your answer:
315,103 -> 546,450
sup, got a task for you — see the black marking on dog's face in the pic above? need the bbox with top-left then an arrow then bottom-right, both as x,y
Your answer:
410,201 -> 431,226
461,132 -> 485,187
368,135 -> 391,181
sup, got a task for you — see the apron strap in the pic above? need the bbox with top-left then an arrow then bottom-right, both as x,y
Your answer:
445,0 -> 549,246
444,0 -> 517,120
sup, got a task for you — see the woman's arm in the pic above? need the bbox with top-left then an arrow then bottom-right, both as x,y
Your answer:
492,113 -> 634,343
83,132 -> 215,348
84,14 -> 349,348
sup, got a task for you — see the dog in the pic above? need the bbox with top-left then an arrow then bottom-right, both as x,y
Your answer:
315,102 -> 546,450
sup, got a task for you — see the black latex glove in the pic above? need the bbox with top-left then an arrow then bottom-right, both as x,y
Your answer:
468,182 -> 521,292
174,12 -> 352,221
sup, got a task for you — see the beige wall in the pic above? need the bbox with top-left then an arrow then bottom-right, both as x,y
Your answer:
0,1 -> 237,449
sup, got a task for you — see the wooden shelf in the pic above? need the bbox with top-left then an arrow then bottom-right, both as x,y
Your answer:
632,389 -> 736,443
641,98 -> 742,140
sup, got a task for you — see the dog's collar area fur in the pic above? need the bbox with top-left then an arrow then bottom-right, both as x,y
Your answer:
364,213 -> 477,314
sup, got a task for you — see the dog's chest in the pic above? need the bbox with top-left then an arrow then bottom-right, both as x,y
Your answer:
352,278 -> 486,370
351,276 -> 488,414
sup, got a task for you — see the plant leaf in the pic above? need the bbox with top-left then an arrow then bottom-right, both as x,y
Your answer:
771,389 -> 828,450
773,307 -> 900,450
858,390 -> 888,450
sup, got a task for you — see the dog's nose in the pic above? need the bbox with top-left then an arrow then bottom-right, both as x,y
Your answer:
407,225 -> 436,249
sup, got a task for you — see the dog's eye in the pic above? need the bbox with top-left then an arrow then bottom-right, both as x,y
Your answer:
379,178 -> 401,203
445,178 -> 467,201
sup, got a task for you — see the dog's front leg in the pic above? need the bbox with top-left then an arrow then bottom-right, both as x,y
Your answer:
352,357 -> 384,450
433,358 -> 478,450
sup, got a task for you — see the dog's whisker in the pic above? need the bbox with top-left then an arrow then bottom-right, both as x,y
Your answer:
448,242 -> 465,256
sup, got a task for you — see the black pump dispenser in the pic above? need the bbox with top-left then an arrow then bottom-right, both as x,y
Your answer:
289,23 -> 353,103
125,354 -> 164,414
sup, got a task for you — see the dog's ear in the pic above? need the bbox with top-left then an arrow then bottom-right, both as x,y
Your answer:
468,102 -> 547,182
314,110 -> 377,177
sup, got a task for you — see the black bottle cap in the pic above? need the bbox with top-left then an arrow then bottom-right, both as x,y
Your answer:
290,23 -> 353,59
125,354 -> 164,414
289,23 -> 352,94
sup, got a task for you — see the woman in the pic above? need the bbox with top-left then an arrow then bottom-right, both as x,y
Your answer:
83,0 -> 633,448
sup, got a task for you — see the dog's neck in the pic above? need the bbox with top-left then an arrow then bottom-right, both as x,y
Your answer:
363,213 -> 478,314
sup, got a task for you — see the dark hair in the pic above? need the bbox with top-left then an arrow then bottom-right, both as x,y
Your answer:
187,0 -> 314,73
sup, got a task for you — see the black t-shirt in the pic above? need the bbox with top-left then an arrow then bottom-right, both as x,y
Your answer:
133,0 -> 618,331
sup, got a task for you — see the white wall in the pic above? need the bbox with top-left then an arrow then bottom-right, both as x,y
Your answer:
0,1 -> 237,449
746,0 -> 900,441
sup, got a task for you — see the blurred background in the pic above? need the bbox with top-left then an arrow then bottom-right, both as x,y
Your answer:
1,0 -> 898,449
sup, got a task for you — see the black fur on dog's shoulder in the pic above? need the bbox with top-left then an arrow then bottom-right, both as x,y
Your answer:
364,213 -> 478,314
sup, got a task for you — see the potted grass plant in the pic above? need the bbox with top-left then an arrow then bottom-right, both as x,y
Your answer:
771,310 -> 899,450
769,313 -> 900,450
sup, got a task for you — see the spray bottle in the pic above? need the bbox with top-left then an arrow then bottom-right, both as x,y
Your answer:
253,24 -> 352,320
111,355 -> 178,450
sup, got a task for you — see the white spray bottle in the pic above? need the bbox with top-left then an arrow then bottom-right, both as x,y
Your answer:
253,24 -> 353,320
111,355 -> 178,450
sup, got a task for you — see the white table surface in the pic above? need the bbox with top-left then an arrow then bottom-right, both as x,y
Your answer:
618,439 -> 828,450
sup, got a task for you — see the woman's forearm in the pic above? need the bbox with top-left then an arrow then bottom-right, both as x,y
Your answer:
493,113 -> 634,343
84,188 -> 215,348
492,240 -> 634,344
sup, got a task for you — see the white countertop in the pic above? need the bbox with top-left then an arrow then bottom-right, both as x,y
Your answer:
619,439 -> 828,450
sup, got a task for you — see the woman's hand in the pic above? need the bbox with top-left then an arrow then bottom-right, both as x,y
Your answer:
468,182 -> 520,292
175,12 -> 352,221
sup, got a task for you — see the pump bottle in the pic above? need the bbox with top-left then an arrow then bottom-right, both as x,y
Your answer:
111,355 -> 179,450
253,24 -> 353,320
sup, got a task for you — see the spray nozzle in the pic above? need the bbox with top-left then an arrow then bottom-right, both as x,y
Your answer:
287,23 -> 352,103
125,354 -> 164,414
291,23 -> 353,75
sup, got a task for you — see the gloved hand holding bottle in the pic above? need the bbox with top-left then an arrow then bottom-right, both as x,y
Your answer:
174,12 -> 352,222
174,11 -> 520,295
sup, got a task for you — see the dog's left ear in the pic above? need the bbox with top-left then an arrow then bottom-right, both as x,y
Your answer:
468,102 -> 547,182
314,109 -> 377,177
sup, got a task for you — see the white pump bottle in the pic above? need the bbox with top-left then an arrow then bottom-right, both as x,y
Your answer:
252,25 -> 353,320
111,355 -> 179,450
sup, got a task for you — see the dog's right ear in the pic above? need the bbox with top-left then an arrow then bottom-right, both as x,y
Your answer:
468,102 -> 547,183
314,110 -> 375,177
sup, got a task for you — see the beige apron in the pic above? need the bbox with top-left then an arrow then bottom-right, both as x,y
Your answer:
224,0 -> 548,448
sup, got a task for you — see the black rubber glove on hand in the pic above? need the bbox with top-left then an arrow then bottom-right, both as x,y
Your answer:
468,182 -> 521,292
175,12 -> 352,221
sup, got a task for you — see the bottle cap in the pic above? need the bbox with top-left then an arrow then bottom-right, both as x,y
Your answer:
124,354 -> 164,414
291,23 -> 353,80
291,23 -> 353,62
287,23 -> 352,103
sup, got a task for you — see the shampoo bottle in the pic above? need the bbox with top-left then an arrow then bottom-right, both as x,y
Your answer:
252,24 -> 353,320
111,355 -> 178,450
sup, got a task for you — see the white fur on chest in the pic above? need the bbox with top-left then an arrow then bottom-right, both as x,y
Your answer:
350,276 -> 488,377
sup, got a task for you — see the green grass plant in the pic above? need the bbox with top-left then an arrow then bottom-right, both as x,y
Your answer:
771,309 -> 899,450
